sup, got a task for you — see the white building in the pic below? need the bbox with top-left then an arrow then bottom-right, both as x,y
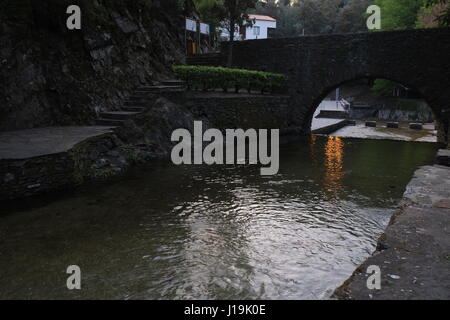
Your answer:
244,14 -> 277,40
219,14 -> 277,41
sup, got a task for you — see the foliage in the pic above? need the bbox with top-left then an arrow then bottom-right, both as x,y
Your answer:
222,0 -> 259,36
374,0 -> 425,30
222,0 -> 259,66
173,65 -> 287,94
335,0 -> 374,33
422,0 -> 450,26
371,79 -> 395,96
370,0 -> 429,96
249,0 -> 374,36
193,0 -> 225,39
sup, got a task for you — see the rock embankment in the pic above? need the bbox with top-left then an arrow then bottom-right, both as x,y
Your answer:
0,1 -> 186,132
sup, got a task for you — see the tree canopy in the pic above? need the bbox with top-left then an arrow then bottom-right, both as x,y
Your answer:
193,0 -> 449,39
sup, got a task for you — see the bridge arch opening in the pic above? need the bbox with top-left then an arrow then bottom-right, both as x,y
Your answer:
307,77 -> 443,144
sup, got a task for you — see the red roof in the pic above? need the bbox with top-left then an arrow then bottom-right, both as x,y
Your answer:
248,14 -> 276,22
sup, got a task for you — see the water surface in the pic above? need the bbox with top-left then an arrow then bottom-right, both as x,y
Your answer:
0,136 -> 437,299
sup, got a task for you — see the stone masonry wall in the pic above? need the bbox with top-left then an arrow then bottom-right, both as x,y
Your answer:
184,93 -> 297,135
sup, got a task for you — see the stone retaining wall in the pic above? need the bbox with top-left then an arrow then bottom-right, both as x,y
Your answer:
184,93 -> 297,134
0,153 -> 76,200
0,132 -> 123,201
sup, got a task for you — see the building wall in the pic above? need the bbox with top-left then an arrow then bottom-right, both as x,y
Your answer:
245,20 -> 276,40
219,20 -> 276,41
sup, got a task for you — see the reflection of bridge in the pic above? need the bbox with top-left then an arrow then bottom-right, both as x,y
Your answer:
189,29 -> 450,146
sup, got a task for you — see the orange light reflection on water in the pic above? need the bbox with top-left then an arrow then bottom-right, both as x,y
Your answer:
324,136 -> 345,193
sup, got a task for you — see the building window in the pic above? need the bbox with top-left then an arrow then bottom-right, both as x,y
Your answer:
253,26 -> 260,36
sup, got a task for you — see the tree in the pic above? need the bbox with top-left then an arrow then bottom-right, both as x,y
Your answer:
371,0 -> 425,95
293,0 -> 329,35
222,0 -> 258,66
422,0 -> 450,26
335,0 -> 373,33
374,0 -> 425,30
194,0 -> 225,42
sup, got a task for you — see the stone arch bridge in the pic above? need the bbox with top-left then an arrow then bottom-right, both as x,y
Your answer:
188,28 -> 450,145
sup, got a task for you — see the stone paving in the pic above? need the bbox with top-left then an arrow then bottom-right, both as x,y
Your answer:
0,126 -> 114,160
333,164 -> 450,300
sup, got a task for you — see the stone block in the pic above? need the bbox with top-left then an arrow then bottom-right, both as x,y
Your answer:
365,121 -> 376,127
409,123 -> 423,130
387,122 -> 399,128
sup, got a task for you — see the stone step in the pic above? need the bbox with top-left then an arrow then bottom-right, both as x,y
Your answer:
186,53 -> 223,67
96,119 -> 126,126
99,111 -> 141,120
127,95 -> 151,101
161,80 -> 185,86
121,106 -> 145,112
137,85 -> 185,92
124,100 -> 147,107
134,91 -> 158,96
126,98 -> 151,105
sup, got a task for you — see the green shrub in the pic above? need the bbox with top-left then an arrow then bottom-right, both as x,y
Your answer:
371,79 -> 395,96
173,65 -> 288,94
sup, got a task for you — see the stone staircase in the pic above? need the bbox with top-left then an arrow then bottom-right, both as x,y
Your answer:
96,80 -> 185,127
186,52 -> 224,67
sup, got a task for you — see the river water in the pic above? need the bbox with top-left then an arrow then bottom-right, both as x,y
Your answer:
0,136 -> 437,300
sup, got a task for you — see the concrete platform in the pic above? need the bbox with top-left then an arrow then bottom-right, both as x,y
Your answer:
334,165 -> 450,300
311,100 -> 349,133
0,126 -> 115,160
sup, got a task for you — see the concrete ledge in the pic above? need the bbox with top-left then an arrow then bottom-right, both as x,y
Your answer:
0,127 -> 115,160
311,119 -> 349,135
365,121 -> 377,127
316,110 -> 348,119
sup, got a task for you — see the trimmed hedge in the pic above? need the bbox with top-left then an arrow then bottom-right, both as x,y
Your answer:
173,65 -> 287,94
